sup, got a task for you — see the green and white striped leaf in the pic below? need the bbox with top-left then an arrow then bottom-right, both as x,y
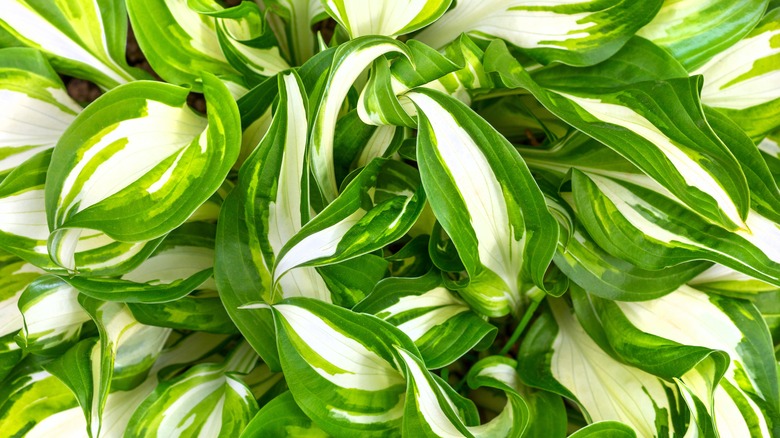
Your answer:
190,0 -> 290,86
0,358 -> 81,437
125,0 -> 246,93
17,275 -> 90,355
637,0 -> 769,70
0,48 -> 80,178
50,298 -> 172,437
322,0 -> 451,39
252,298 -> 415,436
273,158 -> 424,286
309,36 -> 409,201
354,271 -> 496,369
12,331 -> 230,438
241,391 -> 329,437
571,170 -> 780,287
0,0 -> 148,89
64,222 -> 216,303
485,39 -> 751,231
0,148 -> 166,275
0,255 -> 44,380
215,190 -> 280,370
693,9 -> 780,140
517,134 -> 712,300
415,0 -> 663,66
239,71 -> 331,305
125,341 -> 259,438
518,298 -> 684,436
262,0 -> 328,65
398,350 -> 539,437
569,422 -> 637,438
690,264 -> 780,299
602,286 -> 780,437
408,88 -> 558,317
45,73 -> 240,272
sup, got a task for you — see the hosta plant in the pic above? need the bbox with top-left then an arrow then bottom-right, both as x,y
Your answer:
0,0 -> 779,437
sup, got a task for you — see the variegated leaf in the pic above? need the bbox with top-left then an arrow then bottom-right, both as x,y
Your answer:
693,9 -> 780,140
47,298 -> 173,437
571,170 -> 780,287
17,275 -> 90,355
0,151 -> 155,275
241,391 -> 329,437
0,48 -> 80,178
637,0 -> 769,70
263,0 -> 328,65
0,358 -> 81,437
125,342 -> 259,438
408,87 -> 558,317
309,36 -> 409,201
518,298 -> 684,436
415,0 -> 663,66
354,271 -> 496,369
125,0 -> 246,93
598,286 -> 780,437
12,331 -> 230,438
64,222 -> 216,303
322,0 -> 451,39
689,264 -> 780,299
45,73 -> 240,272
0,0 -> 148,89
249,298 -> 414,436
273,158 -> 424,286
485,39 -> 751,231
0,255 -> 44,380
190,0 -> 291,86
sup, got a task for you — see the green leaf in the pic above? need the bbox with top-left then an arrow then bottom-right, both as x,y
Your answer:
323,0 -> 452,39
240,391 -> 330,437
126,342 -> 259,438
409,88 -> 558,317
0,48 -> 80,178
355,271 -> 496,369
45,73 -> 240,271
415,0 -> 664,66
569,421 -> 637,438
0,0 -> 149,89
637,0 -> 769,70
125,0 -> 246,93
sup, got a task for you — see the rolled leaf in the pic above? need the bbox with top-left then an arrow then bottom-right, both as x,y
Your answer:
415,0 -> 664,66
322,0 -> 451,39
126,0 -> 245,92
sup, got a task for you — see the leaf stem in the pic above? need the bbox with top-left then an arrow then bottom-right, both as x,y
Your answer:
499,290 -> 545,356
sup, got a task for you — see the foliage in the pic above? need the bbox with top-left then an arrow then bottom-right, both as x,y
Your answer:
1,0 -> 779,437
